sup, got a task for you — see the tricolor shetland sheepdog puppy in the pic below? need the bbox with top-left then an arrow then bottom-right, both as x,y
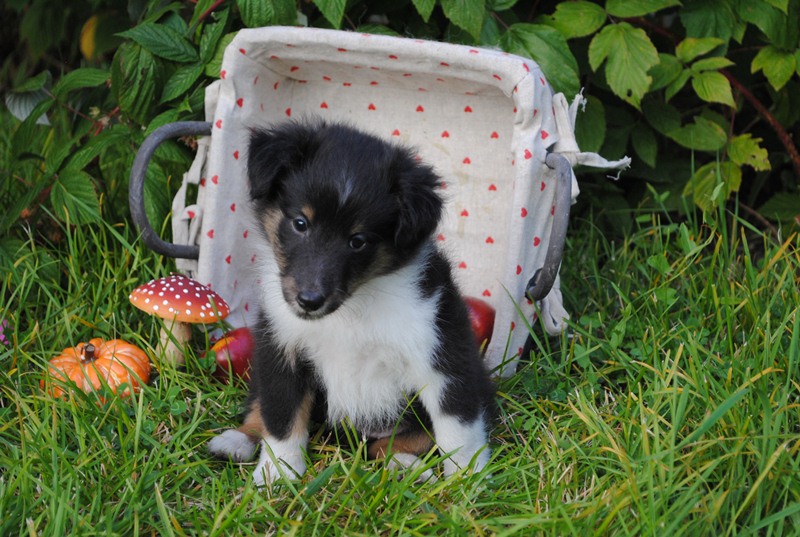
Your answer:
207,120 -> 495,486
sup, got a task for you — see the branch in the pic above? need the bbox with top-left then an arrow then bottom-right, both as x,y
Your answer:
197,0 -> 227,24
722,70 -> 800,179
626,16 -> 800,179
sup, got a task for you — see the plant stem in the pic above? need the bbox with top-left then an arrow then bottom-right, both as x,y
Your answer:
630,16 -> 800,179
721,69 -> 800,179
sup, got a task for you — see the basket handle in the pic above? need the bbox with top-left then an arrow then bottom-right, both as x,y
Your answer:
525,152 -> 572,301
129,121 -> 212,260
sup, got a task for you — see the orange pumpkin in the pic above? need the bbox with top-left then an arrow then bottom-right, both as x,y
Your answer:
43,338 -> 151,397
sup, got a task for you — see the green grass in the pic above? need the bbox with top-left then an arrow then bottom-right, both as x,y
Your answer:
2,205 -> 799,536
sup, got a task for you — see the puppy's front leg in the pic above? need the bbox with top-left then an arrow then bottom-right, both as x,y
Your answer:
420,375 -> 492,476
429,412 -> 490,476
252,390 -> 313,487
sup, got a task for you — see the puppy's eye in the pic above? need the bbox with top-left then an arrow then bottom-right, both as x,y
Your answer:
292,217 -> 308,233
348,234 -> 368,251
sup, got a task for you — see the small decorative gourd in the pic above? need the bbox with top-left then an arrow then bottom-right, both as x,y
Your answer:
43,338 -> 151,397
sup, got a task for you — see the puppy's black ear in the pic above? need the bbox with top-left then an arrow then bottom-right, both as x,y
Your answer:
247,123 -> 318,202
392,152 -> 444,251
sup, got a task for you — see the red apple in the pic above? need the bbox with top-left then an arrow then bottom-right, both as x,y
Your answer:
209,327 -> 255,381
463,296 -> 496,351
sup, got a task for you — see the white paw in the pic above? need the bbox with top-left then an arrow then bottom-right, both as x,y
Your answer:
443,445 -> 491,477
386,453 -> 436,483
208,430 -> 258,462
252,439 -> 307,487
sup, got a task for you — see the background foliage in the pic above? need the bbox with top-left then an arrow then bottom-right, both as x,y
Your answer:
2,0 -> 800,254
2,2 -> 800,534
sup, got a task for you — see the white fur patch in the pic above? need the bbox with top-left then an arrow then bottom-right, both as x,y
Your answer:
427,413 -> 490,475
256,245 -> 445,431
207,430 -> 258,462
386,453 -> 436,483
252,242 -> 490,481
252,435 -> 308,487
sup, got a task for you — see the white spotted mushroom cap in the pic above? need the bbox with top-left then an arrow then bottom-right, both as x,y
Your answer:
129,274 -> 230,323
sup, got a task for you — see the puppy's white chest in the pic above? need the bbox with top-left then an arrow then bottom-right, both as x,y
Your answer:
267,263 -> 443,429
312,342 -> 413,427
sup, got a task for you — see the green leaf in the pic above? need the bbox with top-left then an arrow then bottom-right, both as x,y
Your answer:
5,88 -> 52,125
668,116 -> 728,151
680,0 -> 737,41
144,160 -> 173,235
237,0 -> 273,27
737,0 -> 799,49
675,37 -> 724,63
271,0 -> 298,25
52,68 -> 110,99
797,49 -> 800,76
758,193 -> 800,222
112,42 -> 161,124
160,63 -> 205,103
588,22 -> 659,108
649,53 -> 684,91
575,95 -> 606,154
65,125 -> 132,172
50,171 -> 101,224
606,0 -> 680,18
146,110 -> 182,137
683,161 -> 742,212
117,22 -> 198,63
488,0 -> 518,9
313,0 -> 347,28
643,98 -> 681,135
500,23 -> 580,97
199,9 -> 229,63
728,134 -> 771,171
665,69 -> 691,100
44,139 -> 77,178
190,0 -> 218,27
412,0 -> 436,22
764,0 -> 789,12
14,71 -> 51,93
356,24 -> 402,37
691,71 -> 736,107
751,45 -> 797,91
205,32 -> 237,78
441,0 -> 486,41
631,123 -> 658,168
540,1 -> 606,39
690,56 -> 735,71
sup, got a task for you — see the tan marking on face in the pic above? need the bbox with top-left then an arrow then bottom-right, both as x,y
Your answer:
260,210 -> 282,244
261,210 -> 286,270
345,243 -> 396,294
301,204 -> 315,222
367,429 -> 435,460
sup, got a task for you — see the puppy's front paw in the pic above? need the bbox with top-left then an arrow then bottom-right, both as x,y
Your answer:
386,453 -> 436,483
208,430 -> 258,462
252,440 -> 307,487
443,446 -> 491,477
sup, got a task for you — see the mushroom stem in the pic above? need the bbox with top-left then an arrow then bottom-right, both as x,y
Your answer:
157,319 -> 192,366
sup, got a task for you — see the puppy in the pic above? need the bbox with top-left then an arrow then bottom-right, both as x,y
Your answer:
208,120 -> 495,486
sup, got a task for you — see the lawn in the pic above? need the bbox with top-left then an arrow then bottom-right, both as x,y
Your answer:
2,199 -> 799,535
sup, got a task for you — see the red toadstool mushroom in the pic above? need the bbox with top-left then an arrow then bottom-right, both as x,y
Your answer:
129,274 -> 230,365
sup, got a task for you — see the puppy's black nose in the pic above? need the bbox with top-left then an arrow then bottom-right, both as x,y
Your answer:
296,290 -> 326,312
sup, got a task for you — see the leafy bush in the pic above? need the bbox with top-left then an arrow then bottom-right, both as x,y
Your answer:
2,0 -> 799,251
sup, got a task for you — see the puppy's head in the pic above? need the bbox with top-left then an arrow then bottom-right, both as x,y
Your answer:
248,120 -> 443,319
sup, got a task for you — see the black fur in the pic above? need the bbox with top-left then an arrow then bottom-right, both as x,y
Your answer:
212,120 -> 495,481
